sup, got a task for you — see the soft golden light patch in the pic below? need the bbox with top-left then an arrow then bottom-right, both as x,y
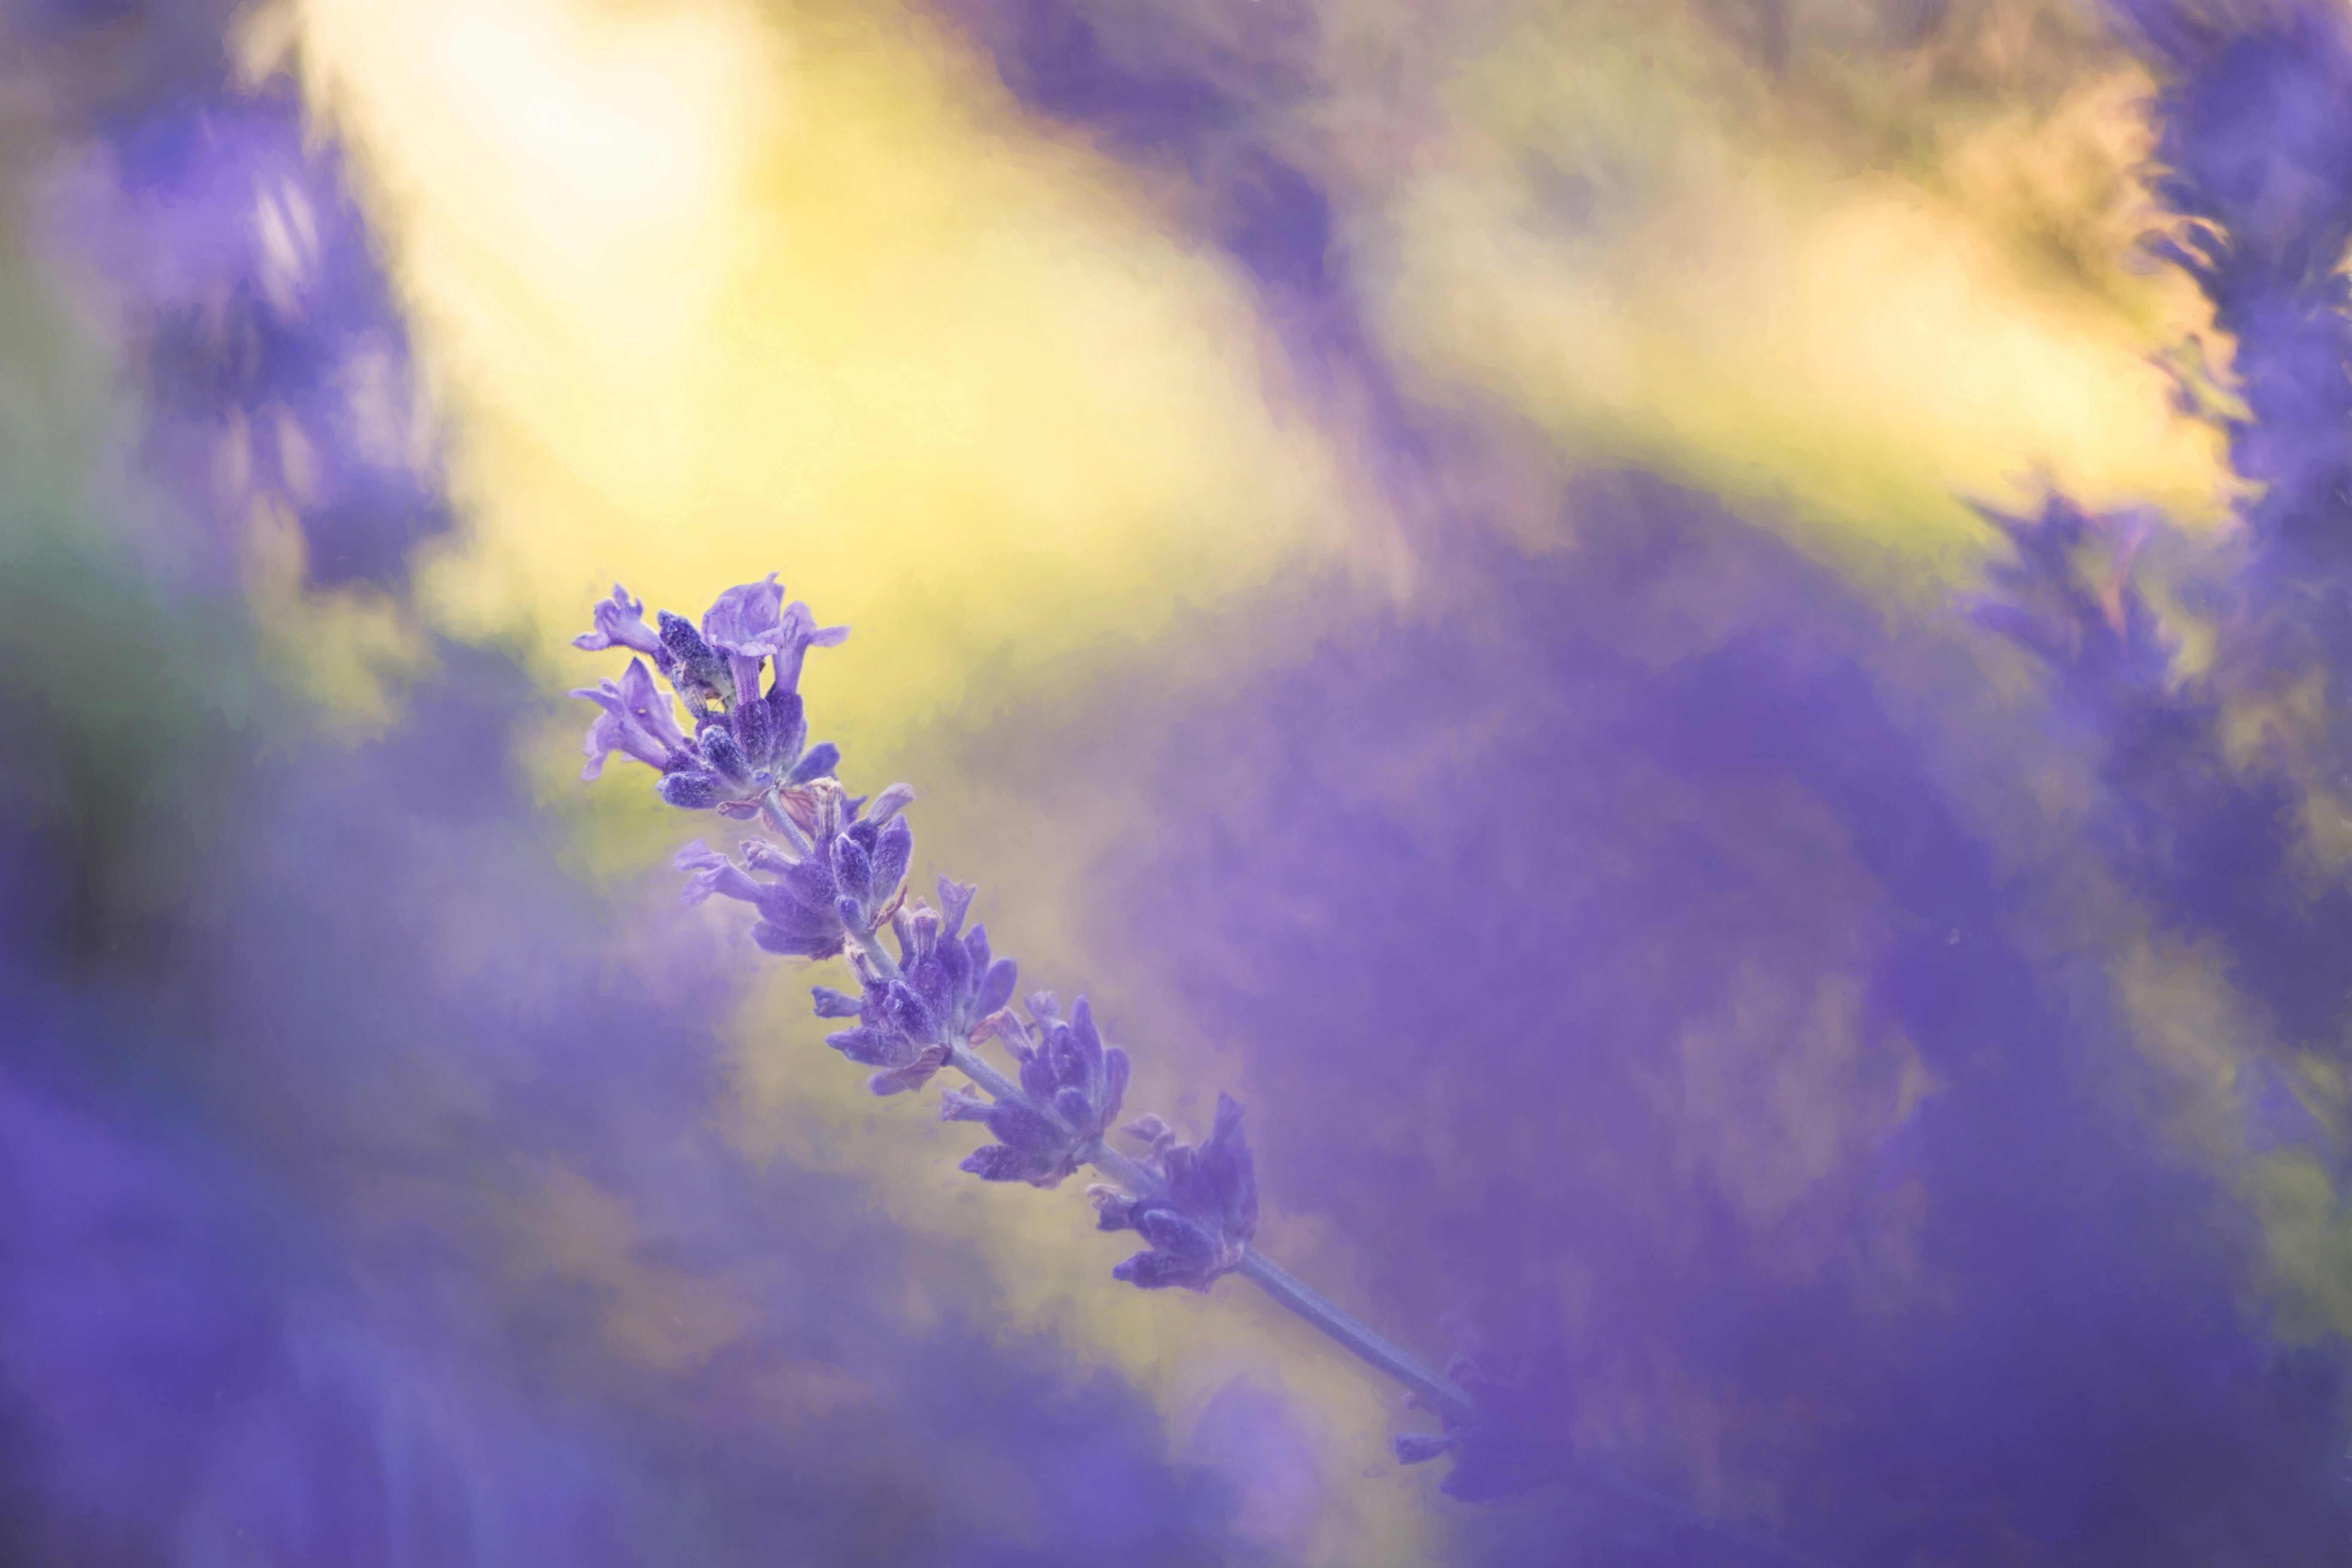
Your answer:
1368,27 -> 2229,599
278,0 -> 1359,745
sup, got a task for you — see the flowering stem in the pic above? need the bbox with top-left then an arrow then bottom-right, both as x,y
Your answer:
1231,1251 -> 1477,1421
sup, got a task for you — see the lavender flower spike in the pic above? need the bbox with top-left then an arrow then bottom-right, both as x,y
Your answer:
573,574 -> 1548,1513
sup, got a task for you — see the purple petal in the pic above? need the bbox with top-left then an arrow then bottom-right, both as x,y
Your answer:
752,918 -> 844,959
732,691 -> 775,766
767,689 -> 809,770
700,726 -> 752,785
880,981 -> 938,1044
810,985 -> 863,1019
975,957 -> 1017,1020
674,840 -> 763,905
700,574 -> 785,655
785,743 -> 840,786
1111,1250 -> 1195,1290
869,817 -> 913,902
1119,1114 -> 1173,1147
986,1102 -> 1064,1155
659,772 -> 726,810
959,1144 -> 1044,1183
613,658 -> 686,749
1019,1053 -> 1059,1104
863,782 -> 916,825
1135,1207 -> 1218,1261
831,836 -> 873,902
1102,1047 -> 1130,1125
572,583 -> 664,657
825,1026 -> 905,1068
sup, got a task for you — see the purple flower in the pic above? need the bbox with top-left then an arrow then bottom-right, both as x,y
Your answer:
896,878 -> 1020,1041
570,658 -> 692,780
571,584 -> 668,664
664,780 -> 913,961
698,572 -> 849,706
573,579 -> 848,815
954,995 -> 1131,1189
1088,1092 -> 1257,1291
812,873 -> 1012,1097
823,975 -> 952,1095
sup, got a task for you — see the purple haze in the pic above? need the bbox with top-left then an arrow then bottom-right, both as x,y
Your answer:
3,0 -> 2352,1565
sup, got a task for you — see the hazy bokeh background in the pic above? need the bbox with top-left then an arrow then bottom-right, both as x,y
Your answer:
3,0 -> 2348,1562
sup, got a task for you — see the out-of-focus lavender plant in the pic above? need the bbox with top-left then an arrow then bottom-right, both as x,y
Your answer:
53,73 -> 452,590
1974,0 -> 2352,1060
572,575 -> 1848,1566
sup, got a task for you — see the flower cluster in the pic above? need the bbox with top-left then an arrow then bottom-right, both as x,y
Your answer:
572,577 -> 846,816
673,779 -> 914,960
1088,1093 -> 1259,1291
815,876 -> 1020,1095
944,993 -> 1132,1187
